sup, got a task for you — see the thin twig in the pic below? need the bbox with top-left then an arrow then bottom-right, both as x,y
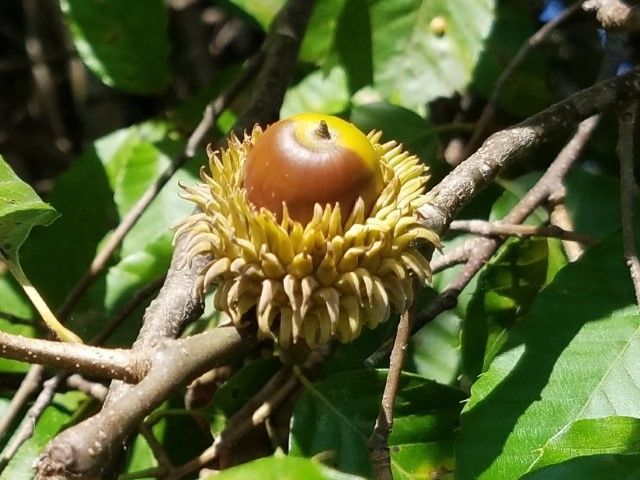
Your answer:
368,309 -> 412,480
448,219 -> 595,243
549,197 -> 585,261
139,424 -> 174,474
0,365 -> 43,440
0,374 -> 63,471
167,349 -> 328,480
90,275 -> 165,346
419,63 -> 638,236
186,52 -> 264,157
166,374 -> 299,480
0,331 -> 137,381
430,240 -> 474,273
66,374 -> 108,402
0,278 -> 164,474
36,324 -> 256,477
458,1 -> 582,162
618,100 -> 640,306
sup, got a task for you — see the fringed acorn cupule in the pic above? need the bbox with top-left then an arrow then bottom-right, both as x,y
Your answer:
174,113 -> 438,348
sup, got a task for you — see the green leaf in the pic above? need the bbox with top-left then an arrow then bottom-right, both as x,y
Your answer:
350,102 -> 446,184
208,456 -> 367,480
565,169 -> 621,240
407,310 -> 462,385
456,230 -> 640,480
0,156 -> 58,259
125,418 -> 166,474
13,121 -> 199,341
224,0 -> 285,30
534,417 -> 640,470
281,66 -> 350,117
492,173 -> 547,223
461,237 -> 566,381
1,392 -> 87,479
471,3 -> 552,117
520,455 -> 640,480
0,316 -> 37,373
298,0 -> 348,65
335,0 -> 373,92
368,0 -> 495,114
60,0 -> 170,94
228,0 -> 348,68
289,370 -> 464,478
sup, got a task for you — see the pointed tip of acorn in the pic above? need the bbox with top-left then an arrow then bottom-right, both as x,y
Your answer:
315,120 -> 331,140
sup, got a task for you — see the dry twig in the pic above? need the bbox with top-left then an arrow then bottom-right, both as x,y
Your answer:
449,219 -> 595,244
618,100 -> 640,305
368,309 -> 413,480
458,2 -> 582,162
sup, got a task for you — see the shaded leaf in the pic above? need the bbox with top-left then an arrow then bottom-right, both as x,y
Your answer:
335,0 -> 373,93
471,3 -> 552,117
208,456 -> 366,480
298,0 -> 348,65
520,454 -> 640,480
565,168 -> 621,240
461,237 -> 566,381
407,310 -> 462,385
60,0 -> 170,94
289,370 -> 464,478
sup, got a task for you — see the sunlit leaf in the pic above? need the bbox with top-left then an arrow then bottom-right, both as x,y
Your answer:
456,230 -> 640,479
0,157 -> 58,259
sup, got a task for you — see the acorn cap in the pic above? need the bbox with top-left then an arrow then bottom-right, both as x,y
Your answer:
175,115 -> 439,349
243,113 -> 384,225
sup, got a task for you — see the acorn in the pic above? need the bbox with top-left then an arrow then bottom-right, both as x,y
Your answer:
175,114 -> 439,348
243,113 -> 384,224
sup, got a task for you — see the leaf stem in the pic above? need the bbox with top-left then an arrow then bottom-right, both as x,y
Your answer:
5,257 -> 83,343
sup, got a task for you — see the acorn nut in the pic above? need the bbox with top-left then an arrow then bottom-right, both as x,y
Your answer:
243,113 -> 385,224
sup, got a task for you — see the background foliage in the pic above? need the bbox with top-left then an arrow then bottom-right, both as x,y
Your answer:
0,0 -> 637,479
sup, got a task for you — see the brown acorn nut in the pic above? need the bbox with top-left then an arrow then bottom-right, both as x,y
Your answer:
242,113 -> 385,224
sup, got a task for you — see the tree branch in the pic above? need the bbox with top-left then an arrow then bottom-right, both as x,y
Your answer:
584,0 -> 640,31
0,332 -> 136,382
368,309 -> 412,480
459,1 -> 582,161
35,325 -> 256,479
419,65 -> 640,236
448,219 -> 595,244
618,100 -> 640,305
